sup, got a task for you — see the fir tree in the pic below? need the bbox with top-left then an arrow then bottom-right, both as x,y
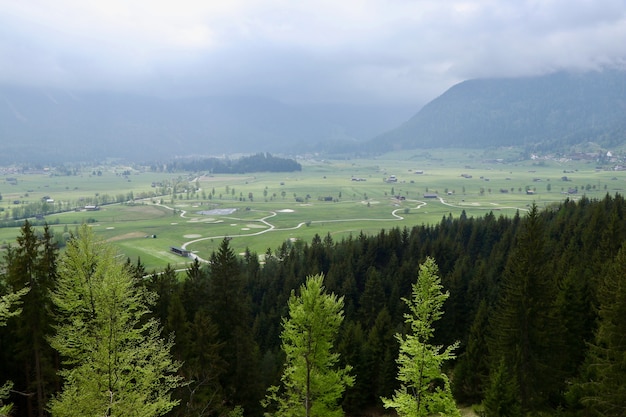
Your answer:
579,245 -> 626,416
486,204 -> 564,413
208,238 -> 262,414
0,286 -> 29,416
4,221 -> 58,417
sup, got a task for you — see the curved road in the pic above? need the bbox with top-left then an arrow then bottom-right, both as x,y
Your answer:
158,197 -> 525,263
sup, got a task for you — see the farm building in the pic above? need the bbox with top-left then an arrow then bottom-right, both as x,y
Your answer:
170,247 -> 190,257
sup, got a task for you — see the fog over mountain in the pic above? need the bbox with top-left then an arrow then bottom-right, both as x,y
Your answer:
0,86 -> 413,163
2,2 -> 626,163
2,69 -> 626,164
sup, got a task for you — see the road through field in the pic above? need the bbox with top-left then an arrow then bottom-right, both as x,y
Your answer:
437,197 -> 531,212
159,196 -> 529,264
159,200 -> 429,263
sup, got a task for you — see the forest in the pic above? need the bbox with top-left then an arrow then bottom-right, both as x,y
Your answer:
149,153 -> 302,174
2,193 -> 626,416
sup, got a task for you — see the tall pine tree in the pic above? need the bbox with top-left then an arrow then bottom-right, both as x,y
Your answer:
578,244 -> 626,416
486,204 -> 564,414
0,285 -> 29,416
208,238 -> 262,415
4,221 -> 58,417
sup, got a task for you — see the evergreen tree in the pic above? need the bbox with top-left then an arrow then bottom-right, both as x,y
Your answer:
453,300 -> 491,404
208,238 -> 262,414
578,245 -> 626,416
382,257 -> 459,417
482,360 -> 521,417
48,225 -> 182,417
263,274 -> 354,417
0,286 -> 29,416
486,204 -> 564,413
337,320 -> 367,414
4,221 -> 58,417
364,307 -> 398,405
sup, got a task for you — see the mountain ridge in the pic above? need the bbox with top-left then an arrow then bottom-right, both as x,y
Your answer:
368,70 -> 626,153
3,70 -> 626,164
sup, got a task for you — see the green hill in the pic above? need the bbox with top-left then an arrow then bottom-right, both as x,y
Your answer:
368,70 -> 626,152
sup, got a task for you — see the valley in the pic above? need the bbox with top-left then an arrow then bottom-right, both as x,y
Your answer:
1,148 -> 622,271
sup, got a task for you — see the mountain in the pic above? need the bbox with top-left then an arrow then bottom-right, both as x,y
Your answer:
368,70 -> 626,153
0,86 -> 411,164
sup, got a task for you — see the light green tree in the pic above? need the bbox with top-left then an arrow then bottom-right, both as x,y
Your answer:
263,274 -> 354,417
382,257 -> 460,417
48,225 -> 182,417
0,286 -> 29,416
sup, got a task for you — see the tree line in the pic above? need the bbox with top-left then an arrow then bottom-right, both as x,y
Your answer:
150,153 -> 302,174
2,193 -> 626,416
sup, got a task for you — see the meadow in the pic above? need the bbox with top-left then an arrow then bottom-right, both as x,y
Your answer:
1,148 -> 623,271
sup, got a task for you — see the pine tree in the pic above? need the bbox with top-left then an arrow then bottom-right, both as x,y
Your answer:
48,225 -> 182,417
263,274 -> 354,417
382,257 -> 460,417
208,238 -> 262,414
486,204 -> 564,414
482,360 -> 521,417
578,245 -> 626,416
0,286 -> 29,416
453,300 -> 490,404
4,221 -> 58,417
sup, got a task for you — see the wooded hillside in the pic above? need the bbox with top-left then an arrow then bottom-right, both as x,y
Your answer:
2,194 -> 626,416
370,70 -> 626,153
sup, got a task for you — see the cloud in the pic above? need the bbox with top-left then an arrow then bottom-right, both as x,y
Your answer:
1,0 -> 625,106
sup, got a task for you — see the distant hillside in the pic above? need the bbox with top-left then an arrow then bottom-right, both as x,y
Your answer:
368,70 -> 626,153
0,86 -> 410,164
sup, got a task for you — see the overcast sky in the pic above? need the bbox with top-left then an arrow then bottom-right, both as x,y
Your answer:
1,0 -> 625,108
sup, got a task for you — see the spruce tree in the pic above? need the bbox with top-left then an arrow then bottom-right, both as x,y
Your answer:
4,221 -> 58,417
48,225 -> 182,417
486,204 -> 564,413
482,360 -> 521,417
0,285 -> 29,416
382,257 -> 459,417
208,238 -> 262,414
453,300 -> 490,404
579,245 -> 626,416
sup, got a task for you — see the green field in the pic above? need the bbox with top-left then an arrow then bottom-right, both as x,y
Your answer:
2,148 -> 623,270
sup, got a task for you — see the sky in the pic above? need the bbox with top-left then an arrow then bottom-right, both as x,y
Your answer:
1,0 -> 626,108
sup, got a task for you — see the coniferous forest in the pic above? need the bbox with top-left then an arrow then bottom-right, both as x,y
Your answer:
2,193 -> 626,416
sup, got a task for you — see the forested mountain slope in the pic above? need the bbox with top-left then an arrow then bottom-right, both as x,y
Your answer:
3,195 -> 626,415
369,70 -> 626,153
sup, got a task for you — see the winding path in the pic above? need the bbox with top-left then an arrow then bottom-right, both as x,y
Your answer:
156,197 -> 526,263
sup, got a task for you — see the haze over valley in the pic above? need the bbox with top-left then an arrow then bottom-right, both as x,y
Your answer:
2,69 -> 626,164
2,1 -> 626,164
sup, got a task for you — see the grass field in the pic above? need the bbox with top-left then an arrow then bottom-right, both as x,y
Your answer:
2,148 -> 624,270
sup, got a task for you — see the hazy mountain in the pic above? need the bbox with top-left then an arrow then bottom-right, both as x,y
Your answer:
368,70 -> 626,153
0,86 -> 412,164
5,70 -> 625,164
